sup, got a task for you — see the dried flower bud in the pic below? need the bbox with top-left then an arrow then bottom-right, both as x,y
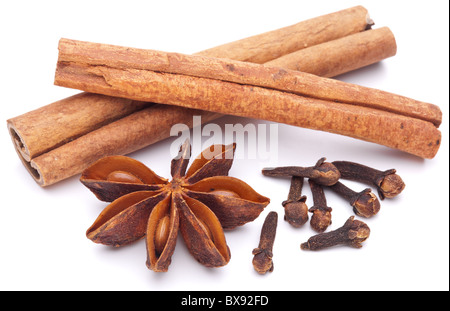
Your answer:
332,161 -> 405,200
282,199 -> 309,228
311,161 -> 341,186
308,179 -> 332,232
262,158 -> 340,186
301,216 -> 370,251
378,173 -> 405,199
252,212 -> 278,274
329,182 -> 381,218
309,207 -> 332,233
352,188 -> 381,218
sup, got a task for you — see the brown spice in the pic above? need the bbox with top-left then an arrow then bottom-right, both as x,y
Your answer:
332,161 -> 405,200
56,38 -> 441,127
262,158 -> 341,186
196,6 -> 373,64
6,93 -> 148,162
252,211 -> 278,274
30,106 -> 218,187
328,181 -> 381,218
266,27 -> 396,77
301,216 -> 370,251
82,140 -> 270,272
54,39 -> 441,159
281,176 -> 309,228
308,179 -> 333,233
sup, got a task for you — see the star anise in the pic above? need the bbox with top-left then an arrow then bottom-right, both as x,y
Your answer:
80,140 -> 270,272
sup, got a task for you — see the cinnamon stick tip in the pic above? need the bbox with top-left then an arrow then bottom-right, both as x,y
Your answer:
427,131 -> 442,159
381,26 -> 397,55
7,121 -> 31,161
7,122 -> 46,186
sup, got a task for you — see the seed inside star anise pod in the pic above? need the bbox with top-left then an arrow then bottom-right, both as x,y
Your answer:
81,140 -> 270,272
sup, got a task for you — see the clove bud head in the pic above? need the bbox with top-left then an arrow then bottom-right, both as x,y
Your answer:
311,161 -> 341,186
345,217 -> 371,248
352,189 -> 381,218
309,207 -> 332,233
282,198 -> 309,228
378,173 -> 405,199
252,249 -> 274,274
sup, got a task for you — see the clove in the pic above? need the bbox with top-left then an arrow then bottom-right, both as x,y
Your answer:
332,161 -> 405,200
301,216 -> 370,251
329,181 -> 380,218
308,179 -> 332,233
252,211 -> 278,274
262,157 -> 340,186
282,176 -> 309,228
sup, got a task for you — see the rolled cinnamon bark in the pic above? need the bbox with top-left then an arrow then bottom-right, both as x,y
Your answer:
54,40 -> 441,159
196,5 -> 373,63
30,106 -> 219,186
7,93 -> 148,161
7,7 -> 396,186
56,38 -> 439,126
265,27 -> 397,78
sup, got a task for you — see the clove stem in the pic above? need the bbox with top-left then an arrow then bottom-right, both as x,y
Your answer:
287,176 -> 304,201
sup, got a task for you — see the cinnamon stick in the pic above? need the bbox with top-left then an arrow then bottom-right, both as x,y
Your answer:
196,5 -> 373,63
6,7 -> 396,186
29,106 -> 219,186
7,93 -> 149,162
265,27 -> 397,78
54,39 -> 442,159
56,38 -> 439,127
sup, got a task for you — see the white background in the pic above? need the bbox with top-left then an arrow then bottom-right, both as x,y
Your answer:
0,0 -> 448,291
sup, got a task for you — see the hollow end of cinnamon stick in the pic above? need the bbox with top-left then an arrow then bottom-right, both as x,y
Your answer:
8,124 -> 44,185
7,122 -> 32,162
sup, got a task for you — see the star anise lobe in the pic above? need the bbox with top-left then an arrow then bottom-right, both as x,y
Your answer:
86,190 -> 169,247
81,155 -> 168,202
184,176 -> 270,229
